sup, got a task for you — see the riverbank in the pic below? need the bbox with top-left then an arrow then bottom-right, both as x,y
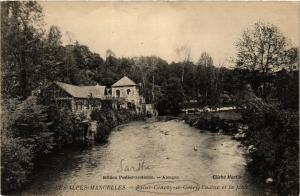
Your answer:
91,109 -> 146,142
182,110 -> 243,136
182,105 -> 299,195
240,101 -> 299,195
1,98 -> 146,194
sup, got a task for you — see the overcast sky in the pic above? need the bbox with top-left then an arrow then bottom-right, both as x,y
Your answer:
40,2 -> 299,67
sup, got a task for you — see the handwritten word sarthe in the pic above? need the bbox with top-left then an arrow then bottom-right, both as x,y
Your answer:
116,159 -> 152,173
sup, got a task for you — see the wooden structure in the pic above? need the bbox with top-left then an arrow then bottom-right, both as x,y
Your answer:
42,82 -> 111,117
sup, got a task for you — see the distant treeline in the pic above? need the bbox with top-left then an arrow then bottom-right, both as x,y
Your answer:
2,2 -> 298,115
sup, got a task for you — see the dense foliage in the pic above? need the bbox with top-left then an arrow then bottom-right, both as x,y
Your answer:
242,97 -> 299,195
1,97 -> 77,193
91,108 -> 145,141
233,22 -> 298,195
1,135 -> 33,192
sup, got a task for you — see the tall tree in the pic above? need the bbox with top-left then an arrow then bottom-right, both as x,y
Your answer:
236,22 -> 288,72
197,52 -> 213,67
47,26 -> 62,47
42,25 -> 64,83
235,21 -> 288,97
1,1 -> 45,99
156,76 -> 183,115
196,52 -> 216,104
175,45 -> 191,99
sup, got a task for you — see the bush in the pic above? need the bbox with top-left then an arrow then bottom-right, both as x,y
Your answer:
1,96 -> 76,193
91,109 -> 144,141
1,134 -> 33,194
242,101 -> 299,195
10,96 -> 55,156
47,105 -> 77,147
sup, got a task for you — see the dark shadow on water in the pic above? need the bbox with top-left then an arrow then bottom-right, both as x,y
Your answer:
13,142 -> 109,195
156,115 -> 180,121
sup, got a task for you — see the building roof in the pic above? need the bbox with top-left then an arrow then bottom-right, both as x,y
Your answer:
112,76 -> 137,87
55,82 -> 106,99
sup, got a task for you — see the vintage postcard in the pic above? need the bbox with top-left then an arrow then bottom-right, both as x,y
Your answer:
1,1 -> 299,196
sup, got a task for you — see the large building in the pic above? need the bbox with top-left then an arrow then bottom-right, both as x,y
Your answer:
42,76 -> 146,117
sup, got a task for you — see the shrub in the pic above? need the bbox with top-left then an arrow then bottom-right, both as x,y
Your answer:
91,109 -> 143,141
1,96 -> 58,193
10,96 -> 55,156
47,105 -> 77,146
1,134 -> 33,194
242,100 -> 299,195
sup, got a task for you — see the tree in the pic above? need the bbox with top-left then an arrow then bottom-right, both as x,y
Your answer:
196,52 -> 216,104
1,134 -> 33,193
42,26 -> 65,83
130,56 -> 167,103
132,56 -> 152,95
1,1 -> 45,99
242,93 -> 299,195
11,96 -> 55,156
197,52 -> 213,67
47,26 -> 62,47
283,47 -> 299,72
156,76 -> 183,115
235,22 -> 288,97
272,69 -> 298,110
175,45 -> 191,99
236,22 -> 288,72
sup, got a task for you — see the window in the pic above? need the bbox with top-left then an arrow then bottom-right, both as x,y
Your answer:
127,89 -> 131,95
67,101 -> 71,109
116,90 -> 120,97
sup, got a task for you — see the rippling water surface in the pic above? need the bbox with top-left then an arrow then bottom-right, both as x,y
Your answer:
20,119 -> 274,196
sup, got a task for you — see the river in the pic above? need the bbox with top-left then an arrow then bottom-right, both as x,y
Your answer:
19,119 -> 274,195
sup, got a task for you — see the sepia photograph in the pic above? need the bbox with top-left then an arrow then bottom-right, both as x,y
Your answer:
1,1 -> 299,195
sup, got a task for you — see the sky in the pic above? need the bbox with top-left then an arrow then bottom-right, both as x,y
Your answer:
40,1 -> 300,67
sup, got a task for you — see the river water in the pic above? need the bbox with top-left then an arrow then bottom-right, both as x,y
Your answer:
20,119 -> 274,196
